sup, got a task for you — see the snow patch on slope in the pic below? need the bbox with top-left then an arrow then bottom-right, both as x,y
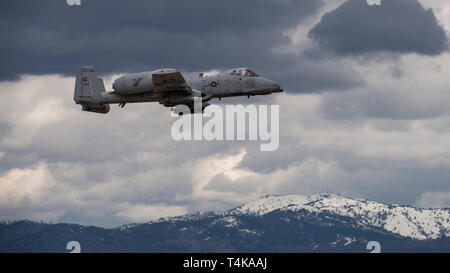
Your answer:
229,193 -> 450,240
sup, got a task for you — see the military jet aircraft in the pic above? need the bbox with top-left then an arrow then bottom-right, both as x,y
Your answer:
74,66 -> 283,114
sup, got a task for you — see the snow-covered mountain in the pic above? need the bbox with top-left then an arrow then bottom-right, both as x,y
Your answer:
2,193 -> 450,252
229,193 -> 450,240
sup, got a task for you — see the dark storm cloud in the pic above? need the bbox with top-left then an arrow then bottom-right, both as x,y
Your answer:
319,88 -> 448,121
0,0 -> 323,81
308,0 -> 448,56
270,58 -> 365,93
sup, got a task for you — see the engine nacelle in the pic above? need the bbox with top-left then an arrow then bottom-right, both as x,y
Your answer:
113,72 -> 153,95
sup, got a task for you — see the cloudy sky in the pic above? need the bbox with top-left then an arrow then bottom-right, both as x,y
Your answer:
1,0 -> 450,227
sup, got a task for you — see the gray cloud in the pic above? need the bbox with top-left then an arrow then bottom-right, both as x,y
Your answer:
319,89 -> 445,121
0,0 -> 371,94
271,58 -> 365,93
308,0 -> 448,56
0,0 -> 322,80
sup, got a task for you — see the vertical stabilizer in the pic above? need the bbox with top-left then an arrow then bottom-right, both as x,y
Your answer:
74,66 -> 110,114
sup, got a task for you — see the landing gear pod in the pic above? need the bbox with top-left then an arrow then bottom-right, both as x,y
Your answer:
81,104 -> 110,114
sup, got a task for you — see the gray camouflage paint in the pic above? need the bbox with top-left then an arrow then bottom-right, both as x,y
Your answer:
74,67 -> 283,114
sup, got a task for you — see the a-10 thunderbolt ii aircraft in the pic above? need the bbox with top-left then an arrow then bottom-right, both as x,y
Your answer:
74,66 -> 283,114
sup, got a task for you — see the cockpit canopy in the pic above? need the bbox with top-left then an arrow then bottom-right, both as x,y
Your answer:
225,68 -> 260,77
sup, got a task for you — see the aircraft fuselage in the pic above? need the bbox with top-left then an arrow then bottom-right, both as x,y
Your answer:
74,66 -> 283,114
106,68 -> 282,106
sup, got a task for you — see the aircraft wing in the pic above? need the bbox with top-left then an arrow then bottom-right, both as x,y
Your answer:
152,69 -> 192,95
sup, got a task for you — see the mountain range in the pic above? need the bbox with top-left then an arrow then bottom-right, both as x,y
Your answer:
1,193 -> 450,253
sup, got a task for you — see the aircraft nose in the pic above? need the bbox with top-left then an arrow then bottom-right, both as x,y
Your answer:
253,78 -> 283,94
272,83 -> 283,92
267,80 -> 283,93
